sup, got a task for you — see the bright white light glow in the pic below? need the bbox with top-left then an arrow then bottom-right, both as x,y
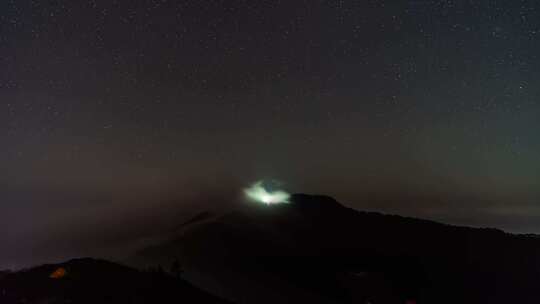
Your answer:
244,181 -> 290,205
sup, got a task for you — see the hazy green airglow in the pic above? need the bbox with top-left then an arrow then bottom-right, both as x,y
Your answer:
244,181 -> 290,205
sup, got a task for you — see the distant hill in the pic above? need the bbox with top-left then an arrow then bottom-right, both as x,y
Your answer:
0,257 -> 230,304
133,193 -> 540,304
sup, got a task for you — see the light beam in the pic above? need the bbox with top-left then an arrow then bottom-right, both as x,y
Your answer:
244,181 -> 290,205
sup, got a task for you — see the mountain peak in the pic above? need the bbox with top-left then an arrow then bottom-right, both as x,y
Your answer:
289,193 -> 347,211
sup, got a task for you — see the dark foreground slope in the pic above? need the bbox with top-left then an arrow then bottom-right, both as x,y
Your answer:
0,258 -> 230,304
135,194 -> 540,304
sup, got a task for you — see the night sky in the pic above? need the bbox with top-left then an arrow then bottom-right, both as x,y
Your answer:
2,0 -> 540,267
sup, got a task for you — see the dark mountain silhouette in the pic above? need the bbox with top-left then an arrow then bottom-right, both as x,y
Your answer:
133,193 -> 540,304
0,258 -> 230,304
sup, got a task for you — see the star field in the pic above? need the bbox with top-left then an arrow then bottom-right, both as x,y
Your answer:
1,0 -> 540,267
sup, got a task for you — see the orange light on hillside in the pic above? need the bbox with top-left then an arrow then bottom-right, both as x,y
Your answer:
49,267 -> 67,279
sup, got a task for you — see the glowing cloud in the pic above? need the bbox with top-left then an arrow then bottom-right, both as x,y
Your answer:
244,181 -> 290,205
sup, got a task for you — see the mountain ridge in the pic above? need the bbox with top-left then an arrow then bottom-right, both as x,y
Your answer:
132,193 -> 540,304
0,257 -> 231,304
